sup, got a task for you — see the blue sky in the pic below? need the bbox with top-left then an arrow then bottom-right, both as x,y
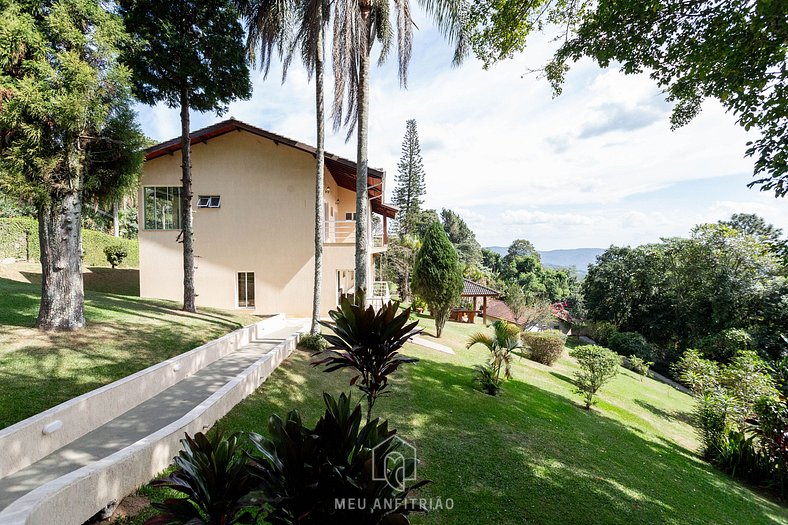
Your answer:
135,10 -> 788,251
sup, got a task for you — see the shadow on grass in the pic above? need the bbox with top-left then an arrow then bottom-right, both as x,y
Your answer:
634,399 -> 695,427
204,350 -> 788,525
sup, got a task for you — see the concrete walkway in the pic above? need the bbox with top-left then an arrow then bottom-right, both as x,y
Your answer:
410,336 -> 455,355
0,322 -> 303,512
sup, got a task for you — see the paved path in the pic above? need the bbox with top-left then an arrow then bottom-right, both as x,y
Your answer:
0,322 -> 302,511
410,336 -> 455,355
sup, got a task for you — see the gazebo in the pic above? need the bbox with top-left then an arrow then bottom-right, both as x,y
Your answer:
459,279 -> 501,325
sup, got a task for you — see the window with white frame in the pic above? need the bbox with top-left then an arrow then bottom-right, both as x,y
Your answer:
345,212 -> 356,220
197,195 -> 221,208
237,272 -> 255,308
143,187 -> 182,230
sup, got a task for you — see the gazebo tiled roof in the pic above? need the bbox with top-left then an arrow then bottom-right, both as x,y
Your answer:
461,279 -> 500,297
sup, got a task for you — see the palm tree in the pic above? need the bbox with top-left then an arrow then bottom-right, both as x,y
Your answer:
329,0 -> 469,301
467,320 -> 523,387
240,0 -> 330,334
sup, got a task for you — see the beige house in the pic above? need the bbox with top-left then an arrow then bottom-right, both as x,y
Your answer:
138,118 -> 396,317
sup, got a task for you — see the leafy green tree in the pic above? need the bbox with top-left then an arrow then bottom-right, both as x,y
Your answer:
412,208 -> 441,239
0,0 -> 145,330
441,208 -> 482,269
239,0 -> 331,334
570,344 -> 621,409
120,0 -> 251,313
482,247 -> 503,274
720,213 -> 788,266
384,235 -> 420,303
393,119 -> 427,238
411,221 -> 463,337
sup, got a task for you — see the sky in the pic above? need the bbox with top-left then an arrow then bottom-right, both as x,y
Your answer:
135,9 -> 788,252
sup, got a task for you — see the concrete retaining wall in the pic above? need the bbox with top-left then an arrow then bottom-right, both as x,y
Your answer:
0,314 -> 285,480
0,316 -> 306,525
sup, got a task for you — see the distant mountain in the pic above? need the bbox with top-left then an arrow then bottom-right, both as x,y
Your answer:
485,247 -> 605,277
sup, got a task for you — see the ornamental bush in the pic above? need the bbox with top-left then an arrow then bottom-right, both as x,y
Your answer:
411,222 -> 463,338
609,331 -> 655,361
103,244 -> 128,268
570,345 -> 621,409
696,328 -> 753,362
521,329 -> 566,366
589,321 -> 618,347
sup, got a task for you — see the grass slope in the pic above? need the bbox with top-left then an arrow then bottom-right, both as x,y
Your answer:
133,316 -> 788,525
0,262 -> 259,429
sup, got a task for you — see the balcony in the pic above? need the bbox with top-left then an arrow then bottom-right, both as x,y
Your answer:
324,220 -> 386,249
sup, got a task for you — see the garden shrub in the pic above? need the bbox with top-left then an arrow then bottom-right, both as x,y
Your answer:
103,244 -> 128,268
609,331 -> 655,361
569,344 -> 621,409
696,328 -> 753,362
626,355 -> 653,380
298,332 -> 328,352
589,321 -> 618,347
521,329 -> 566,366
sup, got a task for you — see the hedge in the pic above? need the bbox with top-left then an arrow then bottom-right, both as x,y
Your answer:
0,217 -> 138,268
522,329 -> 567,366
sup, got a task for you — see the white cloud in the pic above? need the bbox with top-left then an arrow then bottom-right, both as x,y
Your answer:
135,9 -> 785,251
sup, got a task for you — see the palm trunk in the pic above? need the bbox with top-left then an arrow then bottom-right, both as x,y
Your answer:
180,87 -> 196,313
355,4 -> 372,302
37,139 -> 85,331
112,200 -> 119,237
311,12 -> 325,333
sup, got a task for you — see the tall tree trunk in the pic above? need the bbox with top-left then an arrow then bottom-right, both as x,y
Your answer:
355,4 -> 372,301
180,87 -> 196,313
112,200 -> 119,237
311,12 -> 325,333
37,140 -> 85,331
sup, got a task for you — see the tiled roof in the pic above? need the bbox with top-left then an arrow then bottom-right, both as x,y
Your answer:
144,118 -> 397,218
462,279 -> 500,297
484,297 -> 519,324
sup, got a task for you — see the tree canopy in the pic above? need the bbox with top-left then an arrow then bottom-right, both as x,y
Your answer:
468,0 -> 788,197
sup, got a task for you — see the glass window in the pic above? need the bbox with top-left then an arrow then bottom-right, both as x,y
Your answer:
197,195 -> 221,208
238,272 -> 255,308
143,187 -> 182,230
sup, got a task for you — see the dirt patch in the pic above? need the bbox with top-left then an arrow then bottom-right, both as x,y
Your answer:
94,494 -> 150,524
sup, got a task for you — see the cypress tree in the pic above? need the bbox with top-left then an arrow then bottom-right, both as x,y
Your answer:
393,119 -> 427,238
411,221 -> 463,337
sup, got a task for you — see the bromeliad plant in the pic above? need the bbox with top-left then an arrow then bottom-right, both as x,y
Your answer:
147,432 -> 258,525
315,293 -> 422,420
248,392 -> 429,525
467,320 -> 523,396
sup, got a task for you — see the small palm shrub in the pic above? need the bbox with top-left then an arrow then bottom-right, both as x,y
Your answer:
104,243 -> 128,268
569,345 -> 621,409
316,294 -> 422,419
715,428 -> 773,484
521,330 -> 566,366
626,355 -> 653,380
298,332 -> 328,352
473,363 -> 503,395
608,331 -> 655,361
147,432 -> 257,525
248,392 -> 429,525
467,321 -> 522,395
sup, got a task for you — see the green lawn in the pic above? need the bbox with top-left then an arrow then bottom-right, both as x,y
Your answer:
0,262 -> 260,429
129,316 -> 788,525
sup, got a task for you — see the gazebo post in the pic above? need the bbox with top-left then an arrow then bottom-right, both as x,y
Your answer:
483,296 -> 487,325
